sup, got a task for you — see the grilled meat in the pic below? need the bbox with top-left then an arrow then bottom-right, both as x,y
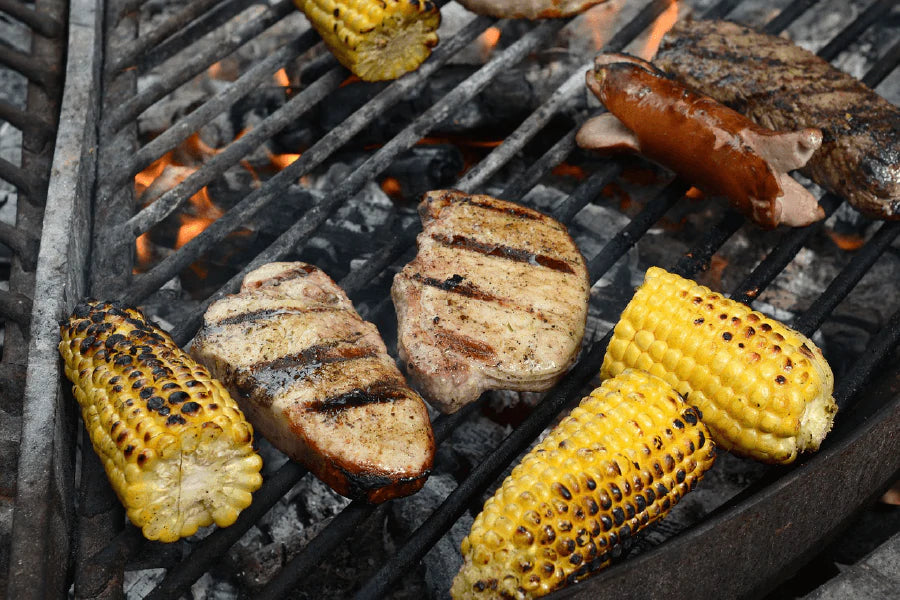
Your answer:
455,0 -> 608,19
656,19 -> 900,220
191,262 -> 434,503
578,53 -> 824,228
391,190 -> 590,413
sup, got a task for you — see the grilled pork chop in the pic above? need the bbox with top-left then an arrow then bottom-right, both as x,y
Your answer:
191,262 -> 434,503
392,190 -> 590,413
656,19 -> 900,220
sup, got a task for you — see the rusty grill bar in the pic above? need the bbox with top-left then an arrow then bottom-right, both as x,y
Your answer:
6,0 -> 900,597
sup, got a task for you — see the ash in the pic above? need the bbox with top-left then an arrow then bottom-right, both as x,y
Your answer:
124,0 -> 900,598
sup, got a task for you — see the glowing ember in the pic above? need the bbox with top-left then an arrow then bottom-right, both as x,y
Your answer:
685,186 -> 704,200
826,230 -> 866,251
638,0 -> 679,61
552,163 -> 587,180
478,27 -> 501,61
381,176 -> 403,198
274,67 -> 290,87
208,61 -> 223,79
267,152 -> 301,171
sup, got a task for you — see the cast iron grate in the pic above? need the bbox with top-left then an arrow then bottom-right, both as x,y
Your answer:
0,0 -> 66,594
6,0 -> 900,598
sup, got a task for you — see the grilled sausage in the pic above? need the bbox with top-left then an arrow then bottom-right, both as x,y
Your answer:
655,19 -> 900,220
455,0 -> 608,19
576,53 -> 824,229
392,190 -> 590,413
191,262 -> 434,503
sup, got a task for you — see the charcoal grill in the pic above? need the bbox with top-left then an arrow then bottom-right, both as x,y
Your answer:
4,0 -> 900,598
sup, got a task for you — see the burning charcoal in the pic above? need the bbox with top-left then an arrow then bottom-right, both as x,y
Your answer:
230,540 -> 286,590
381,145 -> 464,203
123,569 -> 166,598
190,572 -> 239,600
295,476 -> 351,524
435,415 -> 511,476
390,474 -> 472,600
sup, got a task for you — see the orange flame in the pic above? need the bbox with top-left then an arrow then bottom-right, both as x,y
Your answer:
639,0 -> 679,61
267,152 -> 301,171
274,68 -> 290,87
583,1 -> 624,51
478,27 -> 501,61
134,233 -> 153,272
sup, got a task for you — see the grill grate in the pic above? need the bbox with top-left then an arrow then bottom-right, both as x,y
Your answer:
6,0 -> 900,598
0,0 -> 68,596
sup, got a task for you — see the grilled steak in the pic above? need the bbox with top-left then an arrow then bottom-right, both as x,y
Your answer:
191,262 -> 434,503
392,190 -> 590,413
655,19 -> 900,220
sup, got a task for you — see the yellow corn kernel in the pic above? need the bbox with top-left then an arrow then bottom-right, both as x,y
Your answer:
294,0 -> 440,81
451,369 -> 716,599
59,300 -> 263,542
602,266 -> 837,464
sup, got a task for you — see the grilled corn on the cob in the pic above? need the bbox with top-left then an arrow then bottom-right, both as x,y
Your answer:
59,300 -> 263,542
451,369 -> 716,599
602,267 -> 837,464
294,0 -> 440,81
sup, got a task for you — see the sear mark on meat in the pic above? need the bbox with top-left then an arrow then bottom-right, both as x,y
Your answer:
191,262 -> 435,503
392,190 -> 590,413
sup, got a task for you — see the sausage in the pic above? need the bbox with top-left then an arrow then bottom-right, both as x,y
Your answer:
455,0 -> 608,19
576,53 -> 824,229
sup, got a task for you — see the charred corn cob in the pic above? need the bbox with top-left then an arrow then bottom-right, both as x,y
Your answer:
294,0 -> 440,81
59,300 -> 263,542
451,369 -> 715,599
602,266 -> 837,464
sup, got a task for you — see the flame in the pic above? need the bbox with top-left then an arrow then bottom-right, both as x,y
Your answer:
478,27 -> 501,61
134,233 -> 153,272
638,0 -> 679,61
267,152 -> 300,171
582,1 -> 624,51
826,230 -> 865,251
274,68 -> 290,87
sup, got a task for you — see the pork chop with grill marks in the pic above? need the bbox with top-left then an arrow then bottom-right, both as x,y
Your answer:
191,262 -> 434,503
391,190 -> 590,413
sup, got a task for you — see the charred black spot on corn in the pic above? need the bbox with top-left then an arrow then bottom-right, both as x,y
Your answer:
58,300 -> 263,542
452,370 -> 716,599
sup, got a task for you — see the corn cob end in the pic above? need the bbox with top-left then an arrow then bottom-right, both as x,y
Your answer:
296,0 -> 440,81
60,300 -> 263,542
601,266 -> 837,464
451,369 -> 715,599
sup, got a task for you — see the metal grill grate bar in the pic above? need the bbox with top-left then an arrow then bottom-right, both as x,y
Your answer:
793,221 -> 900,337
0,0 -> 63,37
68,0 -> 900,597
103,0 -> 297,134
125,14 -> 495,314
107,31 -> 329,215
106,0 -> 229,75
137,0 -> 267,73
